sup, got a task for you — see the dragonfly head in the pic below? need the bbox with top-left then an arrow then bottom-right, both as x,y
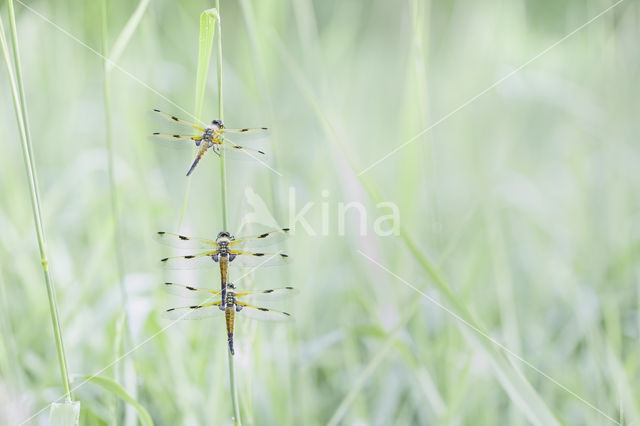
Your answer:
216,231 -> 233,244
211,119 -> 224,130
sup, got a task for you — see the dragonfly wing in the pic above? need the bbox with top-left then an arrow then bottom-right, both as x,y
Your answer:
150,133 -> 202,142
221,127 -> 268,134
155,232 -> 218,250
220,141 -> 267,162
160,251 -> 218,269
235,286 -> 298,301
229,251 -> 290,267
236,301 -> 292,322
151,109 -> 205,132
164,301 -> 222,320
229,228 -> 290,250
149,133 -> 202,149
163,282 -> 220,298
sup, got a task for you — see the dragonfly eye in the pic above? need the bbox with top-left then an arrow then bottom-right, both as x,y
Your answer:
217,231 -> 231,239
212,119 -> 224,129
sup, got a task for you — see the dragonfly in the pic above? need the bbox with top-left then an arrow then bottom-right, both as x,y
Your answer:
164,282 -> 295,355
156,229 -> 290,289
151,109 -> 269,176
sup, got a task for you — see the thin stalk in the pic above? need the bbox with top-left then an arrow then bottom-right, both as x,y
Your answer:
214,4 -> 239,423
216,3 -> 228,231
100,2 -> 138,425
100,0 -> 131,346
0,5 -> 72,401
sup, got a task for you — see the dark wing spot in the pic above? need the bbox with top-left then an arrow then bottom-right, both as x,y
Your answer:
178,235 -> 189,240
233,145 -> 241,149
152,132 -> 160,135
184,255 -> 195,259
164,282 -> 172,285
160,258 -> 169,262
157,231 -> 165,235
186,286 -> 197,291
263,289 -> 274,293
258,307 -> 269,311
283,312 -> 291,316
258,150 -> 265,155
261,127 -> 268,130
153,109 -> 160,112
258,233 -> 269,239
171,116 -> 179,121
240,128 -> 249,132
253,253 -> 265,257
166,308 -> 176,312
281,254 -> 289,258
285,286 -> 294,290
189,305 -> 202,309
173,134 -> 181,138
282,228 -> 290,232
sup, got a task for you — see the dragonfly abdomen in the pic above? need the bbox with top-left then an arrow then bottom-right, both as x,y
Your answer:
225,307 -> 235,355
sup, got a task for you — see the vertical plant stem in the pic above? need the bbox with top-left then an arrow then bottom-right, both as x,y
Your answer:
216,3 -> 228,231
100,3 -> 139,425
1,3 -> 72,401
100,0 -> 131,342
214,4 -> 240,424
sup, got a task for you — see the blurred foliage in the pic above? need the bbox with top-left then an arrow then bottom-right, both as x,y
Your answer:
1,0 -> 639,424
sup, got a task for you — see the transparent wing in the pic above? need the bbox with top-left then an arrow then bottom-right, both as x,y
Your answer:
160,252 -> 218,269
229,251 -> 290,267
229,228 -> 290,250
219,141 -> 267,162
150,133 -> 202,148
163,282 -> 220,298
152,109 -> 205,132
163,301 -> 222,320
235,286 -> 298,301
155,232 -> 218,250
221,127 -> 268,134
236,301 -> 292,322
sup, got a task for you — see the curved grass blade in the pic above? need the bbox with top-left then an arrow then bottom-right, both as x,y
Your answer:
83,375 -> 153,426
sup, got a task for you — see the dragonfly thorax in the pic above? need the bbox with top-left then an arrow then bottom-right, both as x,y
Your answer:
202,127 -> 216,143
216,232 -> 234,254
223,283 -> 238,308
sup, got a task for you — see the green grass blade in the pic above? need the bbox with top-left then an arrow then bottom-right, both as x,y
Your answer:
84,375 -> 153,426
178,8 -> 218,229
49,401 -> 81,426
101,3 -> 142,425
194,8 -> 217,120
106,0 -> 151,71
0,3 -> 73,402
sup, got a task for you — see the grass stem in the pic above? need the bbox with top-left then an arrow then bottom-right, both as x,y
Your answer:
213,4 -> 239,423
1,1 -> 72,401
100,2 -> 142,424
215,3 -> 228,231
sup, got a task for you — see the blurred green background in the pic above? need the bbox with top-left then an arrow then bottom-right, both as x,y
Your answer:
1,0 -> 639,424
